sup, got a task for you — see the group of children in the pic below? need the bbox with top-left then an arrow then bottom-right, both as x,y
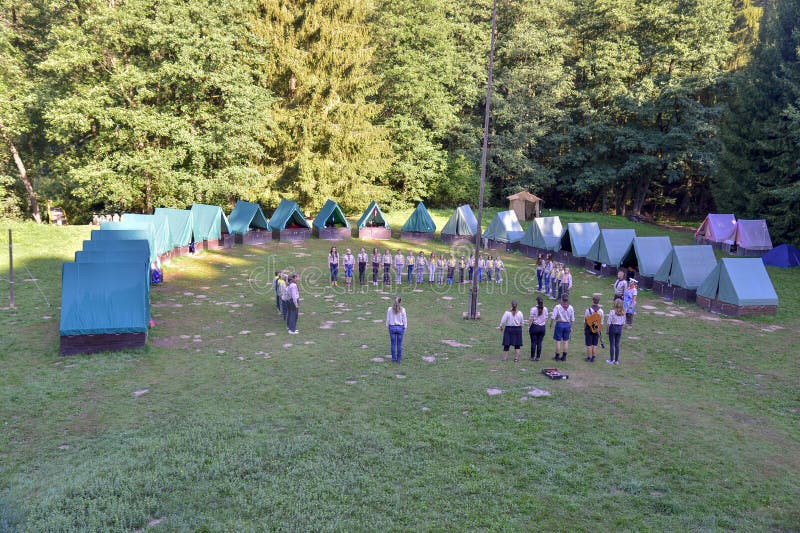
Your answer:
327,247 -> 507,290
534,254 -> 573,301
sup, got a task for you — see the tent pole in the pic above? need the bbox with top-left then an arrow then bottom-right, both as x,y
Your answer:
8,229 -> 14,308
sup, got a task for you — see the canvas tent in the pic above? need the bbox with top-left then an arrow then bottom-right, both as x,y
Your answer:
762,244 -> 800,268
733,219 -> 773,256
269,199 -> 311,241
696,258 -> 778,316
120,213 -> 173,258
585,229 -> 636,275
312,199 -> 351,240
559,222 -> 600,265
153,207 -> 194,254
59,261 -> 150,355
621,236 -> 673,288
695,214 -> 736,248
93,228 -> 157,263
482,210 -> 524,250
357,201 -> 391,240
228,200 -> 271,244
653,245 -> 717,301
190,203 -> 231,249
507,191 -> 542,220
519,216 -> 564,257
441,205 -> 478,244
401,202 -> 436,242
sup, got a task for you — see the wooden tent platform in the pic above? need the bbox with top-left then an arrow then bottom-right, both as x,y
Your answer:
314,227 -> 352,240
359,227 -> 391,240
696,296 -> 777,316
234,229 -> 272,245
273,227 -> 311,242
401,231 -> 434,243
60,332 -> 147,356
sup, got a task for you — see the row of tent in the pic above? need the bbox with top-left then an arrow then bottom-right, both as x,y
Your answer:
694,214 -> 773,255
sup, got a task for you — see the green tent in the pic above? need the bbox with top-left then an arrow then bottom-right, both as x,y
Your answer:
441,205 -> 478,236
191,203 -> 231,241
697,258 -> 779,306
312,199 -> 351,230
520,216 -> 564,251
655,245 -> 717,289
402,202 -> 436,233
59,261 -> 150,336
269,199 -> 310,230
82,238 -> 151,260
561,222 -> 600,257
154,207 -> 194,247
586,229 -> 636,266
75,250 -> 151,289
228,200 -> 270,235
93,228 -> 157,263
357,201 -> 390,229
120,213 -> 173,256
623,236 -> 673,277
482,210 -> 524,243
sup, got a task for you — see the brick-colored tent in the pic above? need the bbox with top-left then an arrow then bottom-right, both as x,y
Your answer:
507,191 -> 542,221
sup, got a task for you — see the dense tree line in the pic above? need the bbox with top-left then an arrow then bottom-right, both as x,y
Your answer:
0,0 -> 795,243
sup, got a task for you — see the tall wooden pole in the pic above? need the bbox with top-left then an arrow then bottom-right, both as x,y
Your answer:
469,0 -> 498,319
8,229 -> 14,308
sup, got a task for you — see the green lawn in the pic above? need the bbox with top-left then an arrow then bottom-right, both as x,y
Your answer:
0,218 -> 798,531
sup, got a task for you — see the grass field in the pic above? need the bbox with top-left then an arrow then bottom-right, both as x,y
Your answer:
0,215 -> 798,531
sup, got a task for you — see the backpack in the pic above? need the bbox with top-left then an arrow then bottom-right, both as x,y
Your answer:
585,308 -> 601,334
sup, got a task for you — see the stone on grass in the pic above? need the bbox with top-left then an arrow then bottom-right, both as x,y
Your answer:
345,380 -> 358,385
395,374 -> 406,379
58,444 -> 70,450
238,330 -> 250,335
486,388 -> 504,396
441,339 -> 471,348
371,357 -> 385,363
133,389 -> 149,397
422,356 -> 436,363
264,332 -> 275,337
527,388 -> 551,397
282,343 -> 293,348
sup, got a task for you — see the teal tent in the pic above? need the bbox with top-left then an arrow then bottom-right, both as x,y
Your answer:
93,228 -> 156,263
441,205 -> 478,237
357,201 -> 390,229
482,210 -> 524,243
82,238 -> 150,260
228,200 -> 270,235
60,261 -> 150,336
655,245 -> 717,289
191,204 -> 231,241
402,202 -> 436,233
561,222 -> 600,257
120,213 -> 172,256
75,250 -> 151,290
269,199 -> 310,230
623,236 -> 673,277
520,216 -> 564,251
586,229 -> 636,267
697,258 -> 778,307
154,207 -> 194,247
313,200 -> 351,230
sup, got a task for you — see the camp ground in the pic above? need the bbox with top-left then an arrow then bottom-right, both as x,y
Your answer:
440,204 -> 479,245
312,200 -> 352,240
695,213 -> 736,249
585,228 -> 636,276
653,244 -> 718,301
558,222 -> 600,266
518,216 -> 564,257
268,199 -> 311,242
357,201 -> 391,240
482,210 -> 524,251
154,207 -> 194,255
762,243 -> 800,268
191,203 -> 232,249
733,219 -> 773,256
696,258 -> 779,316
227,200 -> 271,245
401,202 -> 436,242
620,236 -> 673,289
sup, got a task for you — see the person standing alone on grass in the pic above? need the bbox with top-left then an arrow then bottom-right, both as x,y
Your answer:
583,295 -> 604,362
286,273 -> 300,334
499,299 -> 524,362
358,247 -> 368,287
607,298 -> 626,364
328,246 -> 339,287
386,296 -> 407,362
528,296 -> 548,361
550,294 -> 574,361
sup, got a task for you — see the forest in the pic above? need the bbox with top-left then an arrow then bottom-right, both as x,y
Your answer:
0,0 -> 798,244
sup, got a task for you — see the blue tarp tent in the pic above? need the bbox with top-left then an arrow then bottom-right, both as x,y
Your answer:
762,244 -> 800,268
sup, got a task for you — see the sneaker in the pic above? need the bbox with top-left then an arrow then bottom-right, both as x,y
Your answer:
606,360 -> 614,364
289,330 -> 299,335
613,360 -> 620,365
553,354 -> 561,361
584,356 -> 592,362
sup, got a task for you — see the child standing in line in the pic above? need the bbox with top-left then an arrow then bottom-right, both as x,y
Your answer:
550,294 -> 575,361
607,298 -> 626,364
459,255 -> 466,284
624,278 -> 638,327
550,263 -> 561,300
416,251 -> 426,284
583,295 -> 604,363
358,247 -> 368,286
528,296 -> 548,361
478,254 -> 485,282
494,255 -> 503,283
536,254 -> 544,291
428,252 -> 437,284
371,247 -> 380,286
562,268 -> 572,299
273,271 -> 281,312
343,248 -> 355,291
394,249 -> 405,285
406,250 -> 415,284
556,264 -> 565,300
447,254 -> 456,285
328,246 -> 340,287
487,255 -> 494,282
437,254 -> 446,284
468,255 -> 475,282
382,249 -> 392,286
543,254 -> 553,295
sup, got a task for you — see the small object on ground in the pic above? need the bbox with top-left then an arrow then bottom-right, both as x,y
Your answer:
486,388 -> 504,396
542,368 -> 568,380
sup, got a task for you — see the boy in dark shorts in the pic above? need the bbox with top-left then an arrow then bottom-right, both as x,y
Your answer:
550,294 -> 575,361
583,295 -> 604,362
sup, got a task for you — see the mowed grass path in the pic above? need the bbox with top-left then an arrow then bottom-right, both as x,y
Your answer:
0,218 -> 798,531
